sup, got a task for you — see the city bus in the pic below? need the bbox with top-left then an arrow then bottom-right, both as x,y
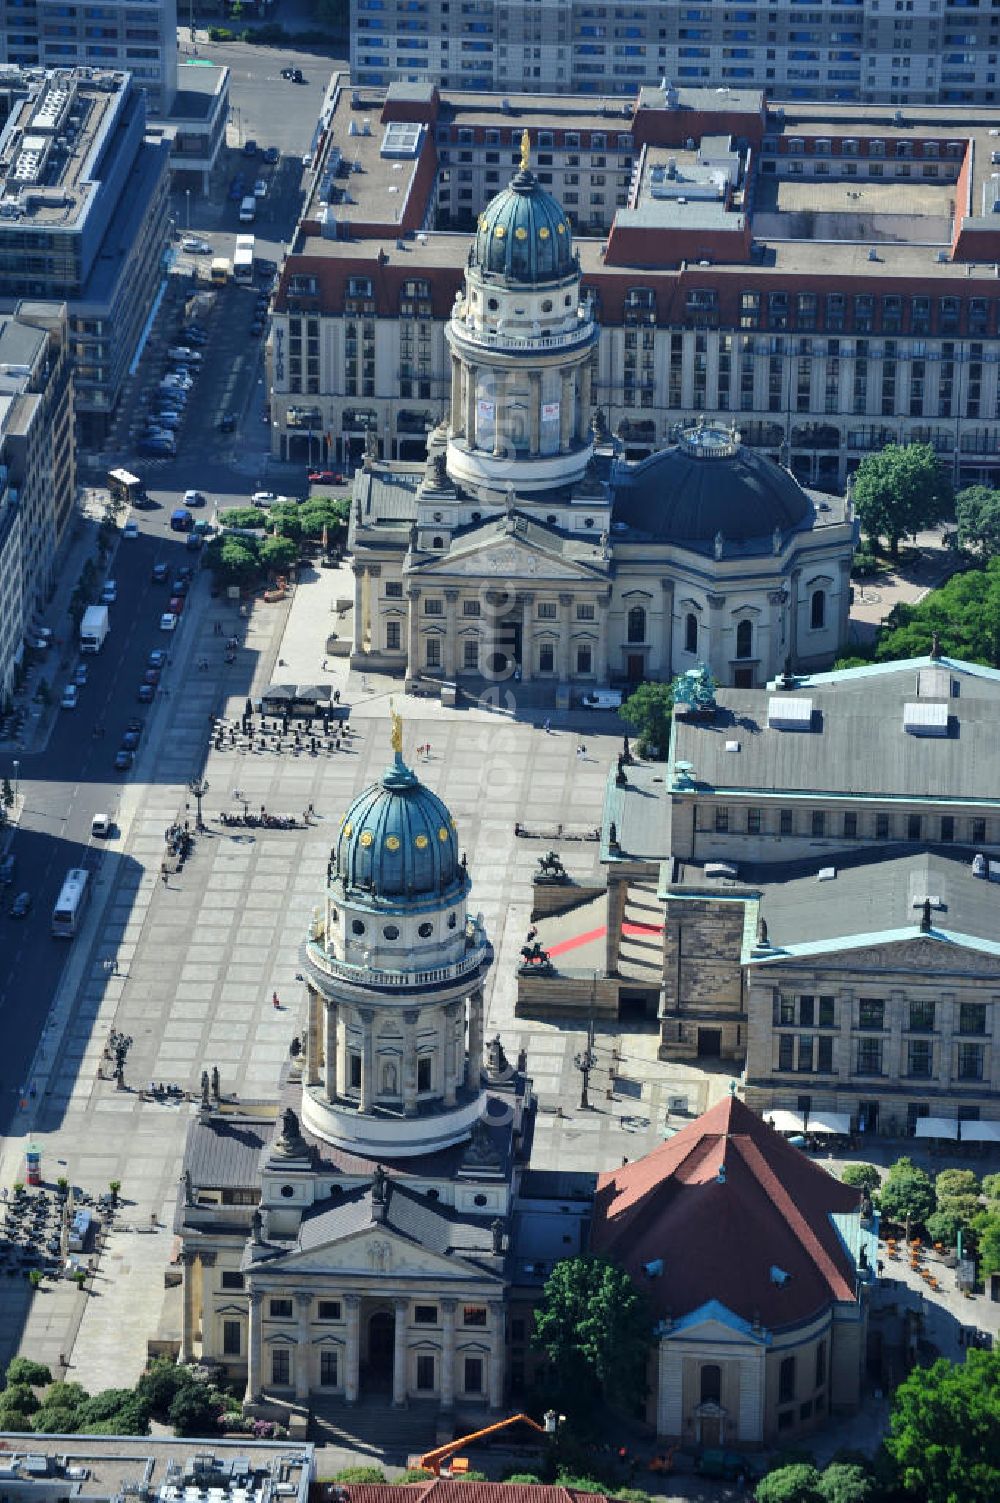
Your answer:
107,467 -> 148,509
52,868 -> 90,939
233,234 -> 255,286
210,257 -> 230,285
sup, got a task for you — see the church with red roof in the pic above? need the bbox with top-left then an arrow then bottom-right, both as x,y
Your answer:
589,1094 -> 869,1447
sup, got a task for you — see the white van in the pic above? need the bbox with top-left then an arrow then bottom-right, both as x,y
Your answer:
239,195 -> 256,223
91,813 -> 114,838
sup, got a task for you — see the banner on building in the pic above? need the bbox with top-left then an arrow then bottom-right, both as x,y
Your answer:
541,401 -> 560,422
477,399 -> 496,420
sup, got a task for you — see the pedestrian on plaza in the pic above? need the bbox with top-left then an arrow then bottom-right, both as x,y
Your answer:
272,991 -> 281,1010
307,801 -> 315,817
425,742 -> 432,760
543,718 -> 551,734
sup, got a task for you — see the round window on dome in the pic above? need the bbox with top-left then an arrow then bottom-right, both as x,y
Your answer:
473,1193 -> 488,1207
494,225 -> 506,238
383,924 -> 400,940
280,1185 -> 295,1199
557,222 -> 567,235
541,299 -> 553,313
538,226 -> 550,240
415,834 -> 429,849
342,823 -> 353,839
515,226 -> 527,241
418,922 -> 433,938
438,826 -> 449,842
385,835 -> 400,851
352,919 -> 366,936
359,831 -> 374,847
448,913 -> 457,929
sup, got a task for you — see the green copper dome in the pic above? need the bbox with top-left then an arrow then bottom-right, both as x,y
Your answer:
472,168 -> 575,286
333,751 -> 464,899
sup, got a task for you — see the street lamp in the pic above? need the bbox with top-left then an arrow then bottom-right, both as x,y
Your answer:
189,776 -> 209,832
185,188 -> 191,231
12,760 -> 19,802
574,1017 -> 597,1111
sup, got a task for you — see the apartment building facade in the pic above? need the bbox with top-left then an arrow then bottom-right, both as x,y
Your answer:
273,78 -> 1000,492
351,0 -> 1000,109
0,0 -> 178,115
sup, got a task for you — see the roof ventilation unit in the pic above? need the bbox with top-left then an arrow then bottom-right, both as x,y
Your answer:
903,701 -> 948,736
768,696 -> 813,731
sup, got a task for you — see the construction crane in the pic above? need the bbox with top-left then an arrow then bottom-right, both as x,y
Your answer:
418,1412 -> 555,1476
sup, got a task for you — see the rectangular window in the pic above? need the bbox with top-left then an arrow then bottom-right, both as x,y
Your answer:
843,811 -> 858,839
715,807 -> 730,833
417,1056 -> 432,1091
414,1305 -> 438,1325
798,1036 -> 814,1072
799,995 -> 815,1027
908,1040 -> 933,1078
269,1298 -> 293,1319
416,1354 -> 435,1391
777,996 -> 795,1026
320,1350 -> 339,1386
463,1305 -> 487,1327
856,1037 -> 883,1075
780,809 -> 793,835
223,1319 -> 241,1356
463,638 -> 479,670
576,645 -> 593,674
909,1000 -> 935,1032
811,810 -> 826,838
576,603 -> 595,620
426,638 -> 441,669
958,1042 -> 984,1080
537,602 -> 557,619
385,580 -> 403,597
464,1356 -> 484,1393
959,1003 -> 987,1035
817,1036 -> 833,1072
778,1034 -> 795,1071
818,996 -> 835,1028
318,1300 -> 342,1321
940,815 -> 955,842
539,643 -> 554,673
747,808 -> 761,834
271,1349 -> 291,1385
859,997 -> 884,1030
350,1053 -> 362,1089
386,620 -> 401,651
463,599 -> 481,616
907,813 -> 922,841
972,818 -> 987,845
779,1355 -> 795,1403
221,1271 -> 245,1290
424,598 -> 443,616
876,813 -> 890,840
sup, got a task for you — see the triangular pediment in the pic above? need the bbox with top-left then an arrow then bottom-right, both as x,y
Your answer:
755,932 -> 1000,973
412,526 -> 605,583
265,1222 -> 499,1283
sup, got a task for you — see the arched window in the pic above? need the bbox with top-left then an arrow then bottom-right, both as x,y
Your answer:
627,605 -> 646,644
432,536 -> 444,549
736,619 -> 753,659
381,1061 -> 398,1095
811,589 -> 826,630
700,1364 -> 721,1404
685,613 -> 698,654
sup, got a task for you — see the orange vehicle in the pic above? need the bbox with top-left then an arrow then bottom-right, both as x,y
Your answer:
418,1413 -> 552,1476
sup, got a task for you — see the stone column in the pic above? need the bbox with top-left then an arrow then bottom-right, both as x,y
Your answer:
465,363 -> 478,447
493,372 -> 505,457
244,1289 -> 263,1405
578,360 -> 592,441
360,567 -> 372,654
352,564 -> 365,657
406,588 -> 421,680
366,563 -> 381,657
528,371 -> 541,455
488,1302 -> 505,1411
594,596 -> 610,683
180,1249 -> 197,1362
198,1250 -> 216,1353
306,987 -> 322,1088
444,589 -> 459,678
392,1297 -> 408,1408
519,592 -> 534,684
344,1294 -> 361,1404
788,568 -> 802,663
707,592 -> 727,684
557,593 -> 573,680
359,1008 -> 374,1113
440,1298 -> 457,1410
466,988 -> 484,1090
402,1009 -> 419,1117
659,578 -> 675,679
444,1002 -> 460,1106
324,1000 -> 338,1102
451,354 -> 462,434
560,369 -> 574,452
295,1292 -> 312,1401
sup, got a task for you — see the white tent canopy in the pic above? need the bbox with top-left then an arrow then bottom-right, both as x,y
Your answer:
806,1111 -> 852,1135
765,1109 -> 805,1133
960,1120 -> 1000,1143
914,1116 -> 959,1140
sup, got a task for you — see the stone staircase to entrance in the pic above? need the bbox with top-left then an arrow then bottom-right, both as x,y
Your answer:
309,1394 -> 443,1459
617,880 -> 664,987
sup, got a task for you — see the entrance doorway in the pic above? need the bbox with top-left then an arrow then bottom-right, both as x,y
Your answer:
487,613 -> 522,677
697,1028 -> 722,1058
366,1309 -> 393,1389
626,654 -> 644,683
700,1416 -> 721,1448
733,667 -> 754,688
619,989 -> 658,1022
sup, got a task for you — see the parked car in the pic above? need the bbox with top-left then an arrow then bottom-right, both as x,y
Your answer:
73,663 -> 89,685
168,346 -> 202,363
180,235 -> 211,254
219,413 -> 236,434
183,489 -> 205,508
9,890 -> 31,918
308,469 -> 343,484
148,650 -> 167,669
101,580 -> 117,603
60,684 -> 79,710
262,147 -> 279,165
182,327 -> 208,345
186,531 -> 203,551
152,412 -> 182,431
159,612 -> 178,632
244,138 -> 258,156
123,519 -> 140,539
121,728 -> 141,751
113,749 -> 134,771
139,438 -> 175,456
250,317 -> 265,337
256,256 -> 277,276
137,683 -> 155,703
251,491 -> 276,508
0,855 -> 15,886
152,562 -> 169,582
143,668 -> 161,686
168,595 -> 186,615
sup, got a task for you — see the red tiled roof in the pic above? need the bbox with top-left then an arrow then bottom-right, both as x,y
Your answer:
590,1095 -> 860,1328
343,1488 -> 611,1503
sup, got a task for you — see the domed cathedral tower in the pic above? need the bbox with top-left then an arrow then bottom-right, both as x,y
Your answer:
299,708 -> 494,1157
444,131 -> 599,496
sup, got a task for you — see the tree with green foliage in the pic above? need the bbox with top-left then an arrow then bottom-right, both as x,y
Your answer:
879,1156 -> 936,1233
972,1210 -> 1000,1276
5,1358 -> 52,1387
135,1358 -> 188,1423
78,1386 -> 149,1436
619,681 -> 672,758
816,1463 -> 876,1503
167,1380 -> 222,1437
219,507 -> 265,530
886,1348 -> 1000,1503
533,1255 -> 652,1417
204,535 -> 260,586
955,484 -> 1000,560
0,1411 -> 33,1433
260,536 -> 298,574
851,442 -> 953,557
328,1468 -> 387,1484
754,1464 -> 823,1503
840,1164 -> 882,1195
1,776 -> 12,808
0,1384 -> 39,1416
981,1173 -> 1000,1207
299,496 -> 350,542
268,503 -> 303,542
311,0 -> 348,31
933,1168 -> 981,1237
869,557 -> 1000,667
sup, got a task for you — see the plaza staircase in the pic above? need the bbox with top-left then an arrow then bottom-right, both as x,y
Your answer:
616,880 -> 664,986
309,1394 -> 441,1458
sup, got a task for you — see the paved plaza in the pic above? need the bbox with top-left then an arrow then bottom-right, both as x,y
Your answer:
0,560 -> 722,1389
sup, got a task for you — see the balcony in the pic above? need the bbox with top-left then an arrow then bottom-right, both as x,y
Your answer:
448,314 -> 594,356
304,934 -> 490,993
